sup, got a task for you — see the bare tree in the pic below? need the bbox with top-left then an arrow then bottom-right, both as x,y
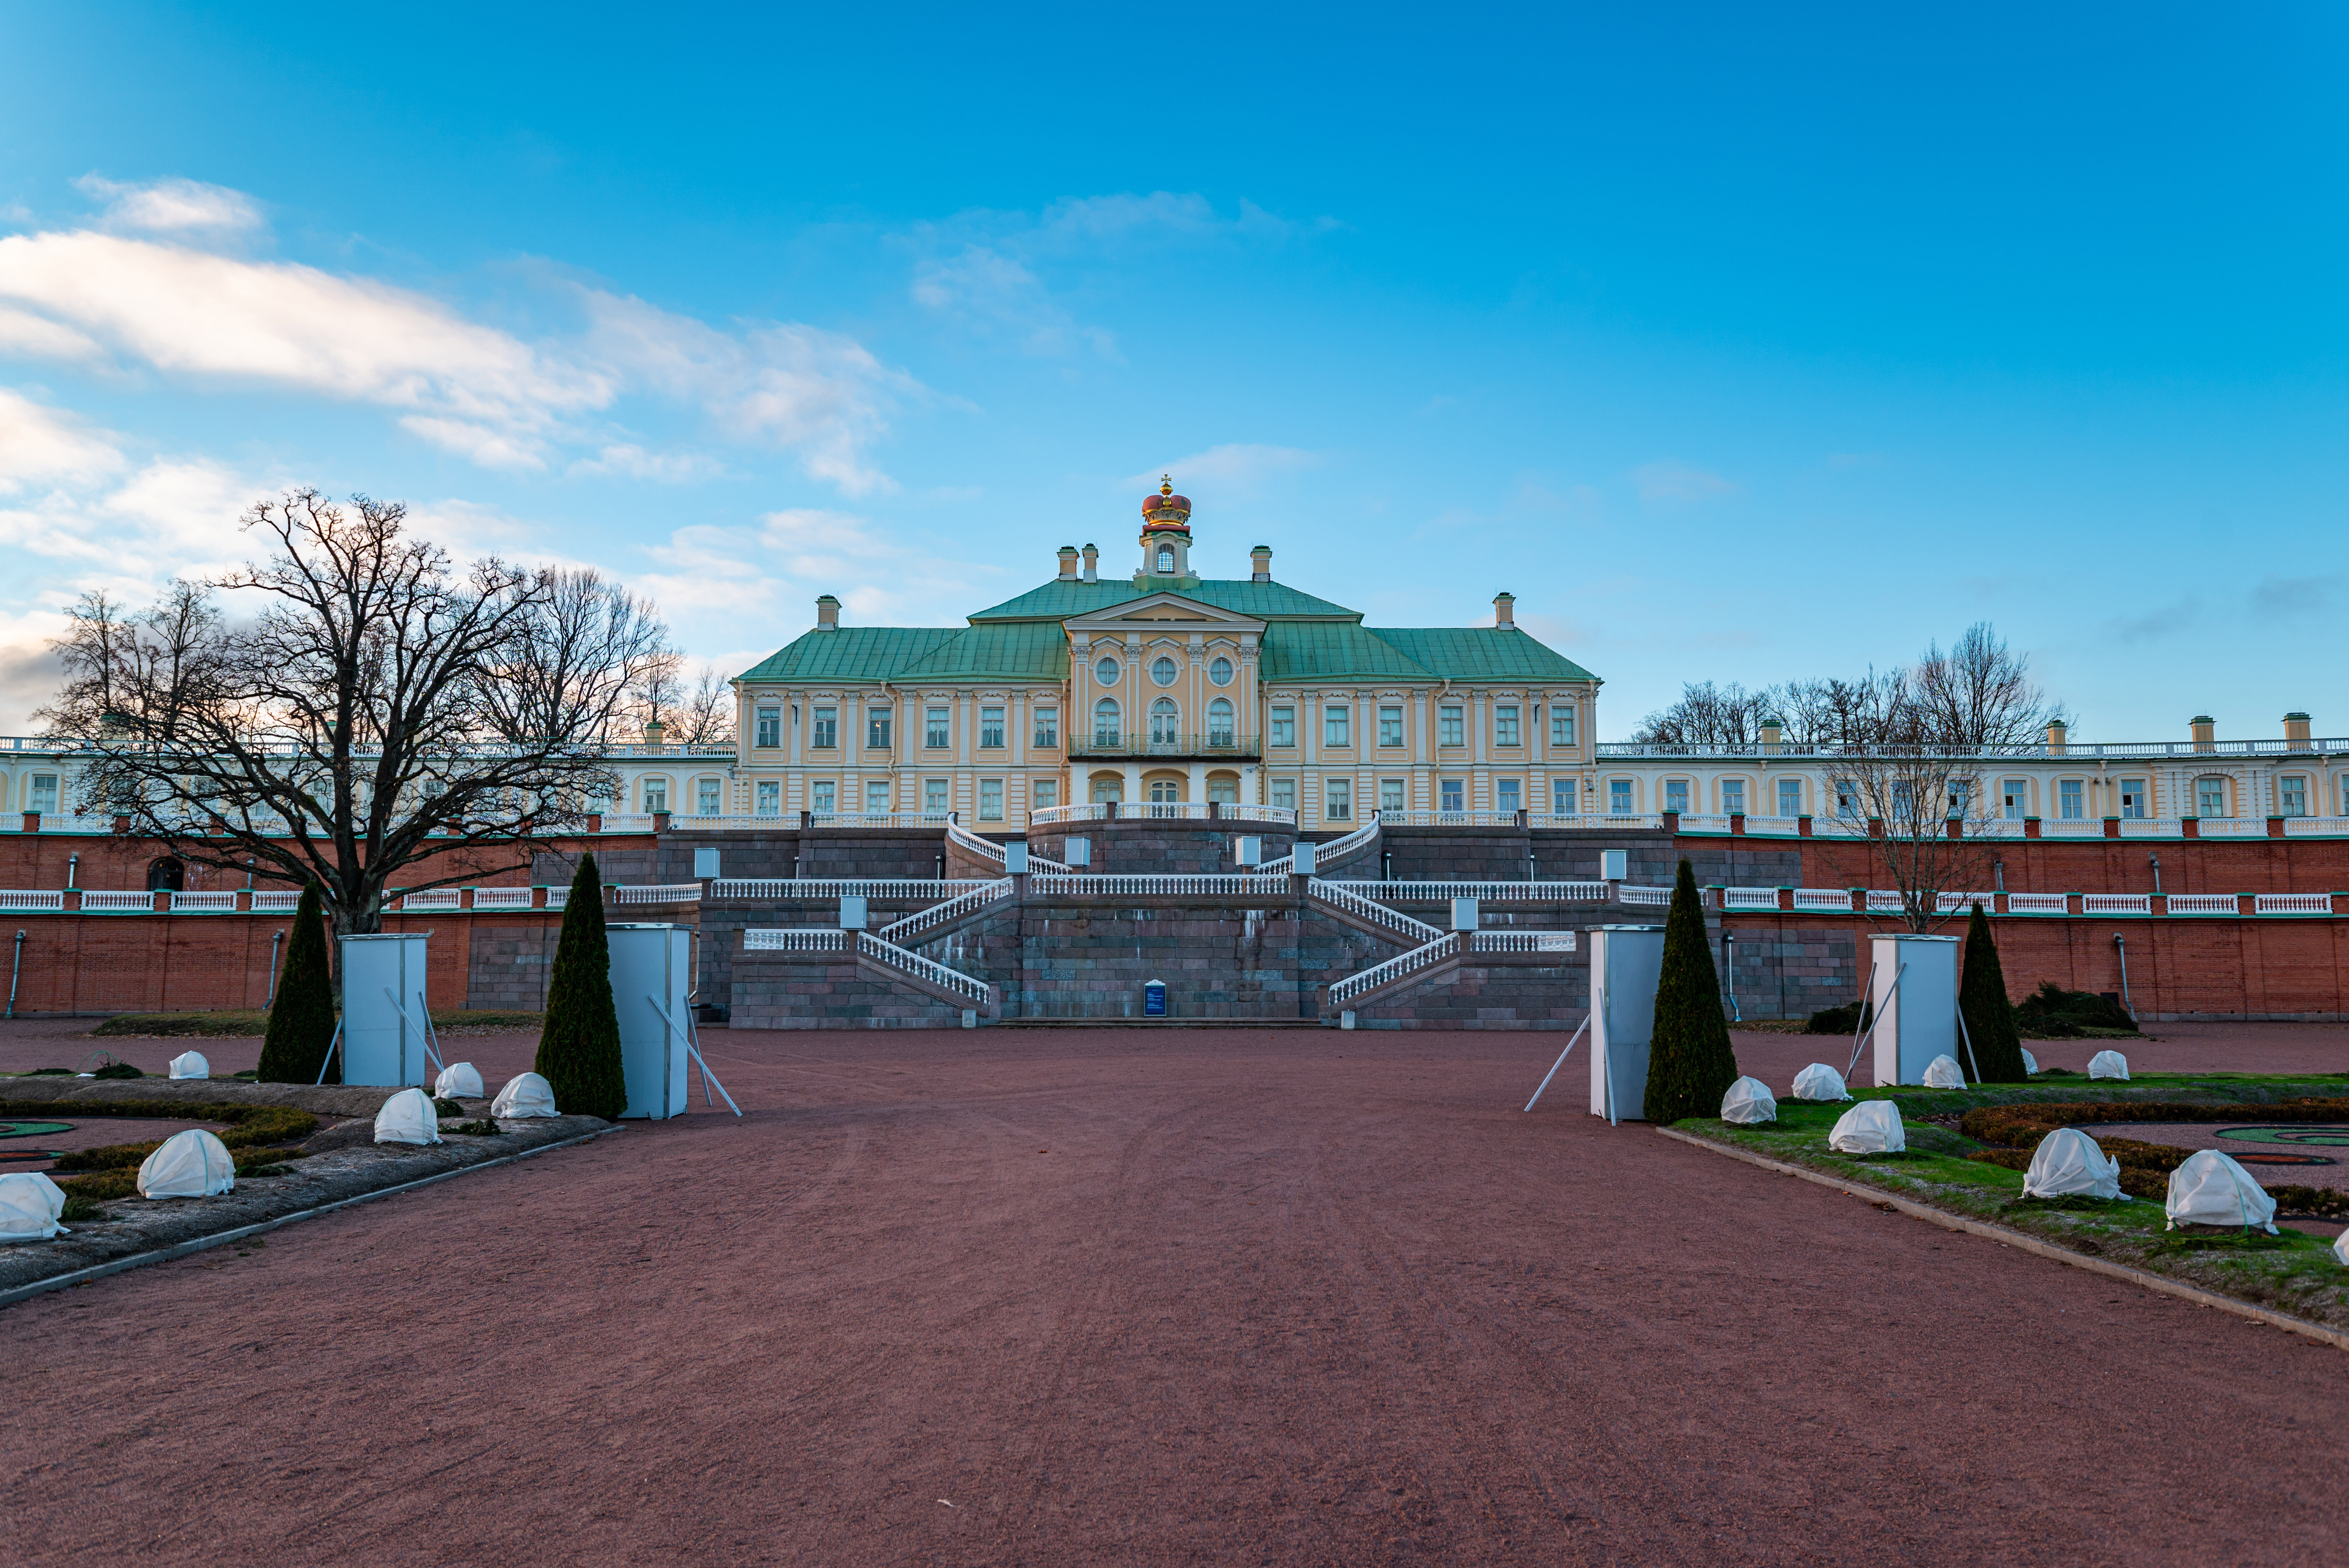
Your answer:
673,663 -> 736,747
39,490 -> 670,938
1811,736 -> 2005,932
1908,622 -> 2068,750
1629,681 -> 1776,748
1773,670 -> 1907,748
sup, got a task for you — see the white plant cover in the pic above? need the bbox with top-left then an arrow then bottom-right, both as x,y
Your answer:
2335,1229 -> 2349,1269
2023,1128 -> 2124,1199
1791,1063 -> 1851,1102
374,1086 -> 442,1146
435,1062 -> 485,1099
0,1172 -> 69,1242
1829,1100 -> 1905,1154
137,1129 -> 235,1198
2088,1049 -> 2130,1080
168,1050 -> 210,1080
1921,1054 -> 1967,1089
1720,1076 -> 1778,1124
2165,1149 -> 2277,1233
2021,1048 -> 2039,1075
490,1071 -> 558,1118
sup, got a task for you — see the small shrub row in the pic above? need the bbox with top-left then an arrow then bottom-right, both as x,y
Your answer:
2014,981 -> 2138,1037
1960,1098 -> 2349,1147
443,1119 -> 505,1137
40,1104 -> 319,1173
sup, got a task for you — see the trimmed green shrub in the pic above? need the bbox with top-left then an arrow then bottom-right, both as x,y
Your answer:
2014,980 -> 2138,1036
1958,903 -> 2031,1082
1641,859 -> 1741,1123
91,1062 -> 142,1080
257,883 -> 338,1083
534,854 -> 627,1120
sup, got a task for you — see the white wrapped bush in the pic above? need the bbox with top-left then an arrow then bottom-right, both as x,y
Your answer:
434,1061 -> 485,1099
490,1071 -> 559,1118
0,1172 -> 69,1241
2088,1049 -> 2129,1080
1921,1054 -> 1967,1089
1829,1100 -> 1905,1154
2023,1128 -> 2124,1199
1720,1076 -> 1777,1124
2021,1048 -> 2039,1075
138,1129 -> 235,1198
374,1086 -> 442,1146
2164,1149 -> 2276,1234
168,1051 -> 210,1080
1791,1063 -> 1850,1102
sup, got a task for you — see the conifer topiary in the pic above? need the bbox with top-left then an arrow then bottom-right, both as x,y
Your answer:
535,853 -> 627,1119
1641,858 -> 1741,1122
257,882 -> 338,1083
1959,901 -> 2031,1082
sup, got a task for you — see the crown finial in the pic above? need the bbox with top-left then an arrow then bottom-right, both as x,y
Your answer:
1160,474 -> 1173,497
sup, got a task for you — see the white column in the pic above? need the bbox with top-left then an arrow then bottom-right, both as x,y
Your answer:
1012,691 -> 1027,765
1304,692 -> 1319,764
1473,690 -> 1488,764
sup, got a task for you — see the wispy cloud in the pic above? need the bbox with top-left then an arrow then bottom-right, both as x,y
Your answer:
77,174 -> 266,235
1633,460 -> 1738,506
1123,444 -> 1324,495
0,388 -> 125,493
2109,597 -> 2198,643
2251,572 -> 2340,618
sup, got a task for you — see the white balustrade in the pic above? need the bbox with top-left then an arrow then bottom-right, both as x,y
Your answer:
2255,893 -> 2333,915
1262,814 -> 1379,875
2041,818 -> 2105,836
1309,879 -> 1444,943
743,927 -> 849,952
250,890 -> 304,912
80,890 -> 157,913
2197,818 -> 2269,837
667,814 -> 768,830
1328,933 -> 1459,1005
2117,819 -> 2181,838
2281,817 -> 2349,837
1792,888 -> 1856,912
399,888 -> 463,911
1027,874 -> 1293,898
856,931 -> 991,1005
1968,818 -> 2028,837
1030,804 -> 1110,825
1720,887 -> 1780,910
1864,891 -> 1907,914
1617,885 -> 1672,907
543,887 -> 570,911
1467,930 -> 1577,952
713,878 -> 993,900
168,891 -> 238,913
1675,814 -> 1732,833
613,883 -> 703,905
1741,816 -> 1805,836
1221,804 -> 1298,825
471,886 -> 535,910
1934,892 -> 1998,913
810,811 -> 954,828
2162,894 -> 2238,915
598,813 -> 658,832
0,889 -> 65,910
1337,881 -> 1609,902
878,878 -> 1014,943
1377,810 -> 1520,827
2004,893 -> 2070,914
2082,894 -> 2151,915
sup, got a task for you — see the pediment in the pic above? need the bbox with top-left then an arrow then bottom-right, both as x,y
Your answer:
1064,592 -> 1265,633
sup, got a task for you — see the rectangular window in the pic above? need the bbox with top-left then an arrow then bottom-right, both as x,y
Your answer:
2003,778 -> 2028,819
1947,782 -> 1970,818
1441,779 -> 1465,812
2119,778 -> 2148,819
979,779 -> 1004,821
1324,706 -> 1350,748
811,780 -> 835,814
2197,778 -> 2226,818
2281,776 -> 2308,817
1438,705 -> 1464,747
696,779 -> 721,815
1554,778 -> 1577,814
1380,778 -> 1405,813
811,707 -> 837,749
2059,779 -> 2084,819
1270,777 -> 1296,809
1609,779 -> 1633,813
1494,705 -> 1520,747
1034,708 -> 1059,747
1721,779 -> 1745,815
1665,780 -> 1690,815
1326,779 -> 1351,820
755,708 -> 781,748
754,780 -> 780,816
866,709 -> 891,749
981,707 -> 1004,748
1891,782 -> 1914,821
1496,778 -> 1522,813
1033,777 -> 1058,809
866,780 -> 891,813
1778,778 -> 1802,818
1836,779 -> 1859,818
1207,776 -> 1239,803
924,779 -> 948,813
1552,706 -> 1575,747
926,707 -> 950,748
29,773 -> 58,814
1379,706 -> 1403,747
643,779 -> 668,813
1270,706 -> 1296,747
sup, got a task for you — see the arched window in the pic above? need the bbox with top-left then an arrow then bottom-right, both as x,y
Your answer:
146,857 -> 185,892
1149,778 -> 1181,802
1151,656 -> 1177,686
1157,547 -> 1174,574
1093,698 -> 1121,747
1208,656 -> 1233,686
1208,698 -> 1235,745
1150,697 -> 1179,745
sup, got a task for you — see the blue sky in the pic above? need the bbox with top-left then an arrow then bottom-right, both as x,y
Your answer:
1,3 -> 2343,740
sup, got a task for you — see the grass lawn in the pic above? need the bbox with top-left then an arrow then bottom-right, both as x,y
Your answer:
85,1009 -> 544,1038
1674,1072 -> 2349,1333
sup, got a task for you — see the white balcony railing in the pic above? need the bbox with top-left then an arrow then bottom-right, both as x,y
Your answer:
713,878 -> 993,900
666,814 -> 772,830
598,813 -> 658,832
2005,893 -> 2070,914
613,883 -> 702,905
169,891 -> 239,913
544,887 -> 571,911
81,890 -> 157,913
2163,894 -> 2239,915
1674,814 -> 1732,833
2117,818 -> 2181,838
1263,814 -> 1379,876
1934,892 -> 1998,914
1721,887 -> 1780,910
856,931 -> 991,1006
1310,880 -> 1444,943
1335,881 -> 1610,903
0,889 -> 65,910
877,878 -> 1013,944
2255,893 -> 2333,915
1467,930 -> 1577,953
1026,874 -> 1292,898
251,889 -> 304,912
1792,888 -> 1857,912
743,927 -> 849,952
1379,811 -> 1520,827
1864,891 -> 1907,914
2082,894 -> 2151,916
1741,816 -> 1805,836
472,886 -> 535,910
1618,885 -> 1672,907
2041,818 -> 2105,836
809,811 -> 954,829
1030,804 -> 1110,825
2198,818 -> 2269,837
2282,817 -> 2349,837
1222,804 -> 1298,824
1969,818 -> 2029,837
1328,934 -> 1458,1005
399,888 -> 463,911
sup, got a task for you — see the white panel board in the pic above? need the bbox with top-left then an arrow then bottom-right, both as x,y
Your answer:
339,934 -> 430,1087
1870,933 -> 1960,1086
610,923 -> 692,1119
1589,925 -> 1666,1121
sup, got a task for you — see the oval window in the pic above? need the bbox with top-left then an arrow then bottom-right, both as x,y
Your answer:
1151,656 -> 1178,687
1208,656 -> 1233,687
1094,657 -> 1119,686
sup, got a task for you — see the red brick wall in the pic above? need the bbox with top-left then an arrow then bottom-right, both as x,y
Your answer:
1788,833 -> 2349,896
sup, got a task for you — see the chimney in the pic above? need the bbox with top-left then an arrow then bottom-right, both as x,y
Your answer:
1250,545 -> 1273,582
1081,543 -> 1098,583
2285,711 -> 2313,748
1493,592 -> 1515,628
1057,545 -> 1080,581
816,594 -> 840,631
2046,718 -> 2067,755
1759,715 -> 1783,752
2190,715 -> 2215,753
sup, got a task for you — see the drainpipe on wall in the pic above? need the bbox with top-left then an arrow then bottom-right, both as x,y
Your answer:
66,853 -> 78,890
6,930 -> 21,1019
2148,855 -> 2162,895
266,930 -> 285,1007
2114,934 -> 2132,1014
1994,859 -> 2005,894
1721,932 -> 1740,1022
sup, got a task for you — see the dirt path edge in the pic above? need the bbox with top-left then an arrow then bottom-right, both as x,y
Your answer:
0,1123 -> 615,1311
1653,1124 -> 2349,1355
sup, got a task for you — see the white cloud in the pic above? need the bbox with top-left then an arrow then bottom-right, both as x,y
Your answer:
0,389 -> 124,493
1125,444 -> 1324,496
1633,460 -> 1738,506
911,246 -> 1116,358
565,442 -> 722,483
77,174 -> 266,235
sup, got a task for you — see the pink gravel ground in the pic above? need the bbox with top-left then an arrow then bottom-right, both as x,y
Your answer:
4,1023 -> 2348,1566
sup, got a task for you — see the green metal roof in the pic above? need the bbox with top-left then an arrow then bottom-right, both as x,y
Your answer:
1258,622 -> 1436,682
967,578 -> 1360,622
1367,627 -> 1598,684
895,621 -> 1069,682
735,627 -> 960,684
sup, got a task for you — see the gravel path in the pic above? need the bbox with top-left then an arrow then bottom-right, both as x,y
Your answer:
3,1026 -> 2346,1565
